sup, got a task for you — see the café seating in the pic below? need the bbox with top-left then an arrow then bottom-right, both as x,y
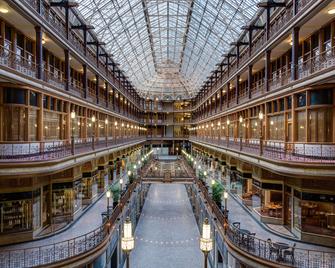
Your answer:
233,222 -> 240,229
283,243 -> 296,263
267,238 -> 279,259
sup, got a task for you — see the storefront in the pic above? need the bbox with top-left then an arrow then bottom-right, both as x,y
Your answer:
0,191 -> 33,234
82,169 -> 99,206
229,168 -> 253,206
292,190 -> 335,245
97,165 -> 109,193
252,179 -> 284,224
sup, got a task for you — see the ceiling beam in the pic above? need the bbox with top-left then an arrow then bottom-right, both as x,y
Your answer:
178,0 -> 195,72
141,0 -> 158,72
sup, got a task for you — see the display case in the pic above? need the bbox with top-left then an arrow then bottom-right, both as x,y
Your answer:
0,192 -> 33,233
52,182 -> 73,223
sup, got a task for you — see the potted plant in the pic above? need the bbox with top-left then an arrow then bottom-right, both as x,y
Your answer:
111,183 -> 120,207
212,182 -> 224,209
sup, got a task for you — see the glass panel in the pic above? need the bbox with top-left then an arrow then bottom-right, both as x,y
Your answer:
297,111 -> 306,142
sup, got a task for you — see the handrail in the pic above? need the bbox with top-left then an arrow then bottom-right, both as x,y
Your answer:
0,137 -> 145,162
0,180 -> 143,268
192,178 -> 335,268
190,136 -> 335,163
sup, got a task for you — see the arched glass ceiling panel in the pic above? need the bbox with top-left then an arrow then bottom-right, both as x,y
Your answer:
78,0 -> 259,100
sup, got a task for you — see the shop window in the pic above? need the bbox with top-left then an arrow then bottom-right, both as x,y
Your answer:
268,115 -> 284,140
267,102 -> 272,113
3,106 -> 27,141
310,89 -> 333,105
279,99 -> 284,111
28,108 -> 38,141
32,189 -> 41,230
4,88 -> 26,104
273,101 -> 278,113
296,111 -> 306,142
309,108 -> 333,142
43,111 -> 61,140
43,95 -> 48,109
287,96 -> 292,109
252,181 -> 283,219
52,182 -> 74,221
297,93 -> 306,107
294,192 -> 335,237
0,192 -> 33,233
29,91 -> 38,106
50,97 -> 55,111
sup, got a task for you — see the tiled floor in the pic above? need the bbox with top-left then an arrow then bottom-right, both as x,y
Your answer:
129,183 -> 203,268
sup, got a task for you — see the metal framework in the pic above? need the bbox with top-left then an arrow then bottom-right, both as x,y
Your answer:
78,0 -> 259,100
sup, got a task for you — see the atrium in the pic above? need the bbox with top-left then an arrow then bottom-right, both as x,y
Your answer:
0,0 -> 334,268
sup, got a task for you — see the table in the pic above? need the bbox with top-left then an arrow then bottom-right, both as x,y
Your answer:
239,229 -> 251,246
273,242 -> 289,261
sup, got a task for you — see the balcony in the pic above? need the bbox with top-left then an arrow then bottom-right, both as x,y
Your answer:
193,45 -> 335,122
192,0 -> 317,108
190,136 -> 335,164
0,137 -> 145,162
191,179 -> 335,268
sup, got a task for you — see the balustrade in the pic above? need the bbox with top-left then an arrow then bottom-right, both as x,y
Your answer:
190,136 -> 335,163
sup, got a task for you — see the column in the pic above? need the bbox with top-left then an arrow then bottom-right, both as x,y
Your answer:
83,64 -> 88,98
64,49 -> 70,91
264,50 -> 271,92
248,29 -> 253,57
236,75 -> 240,104
37,93 -> 44,141
291,27 -> 300,81
265,7 -> 271,40
248,65 -> 253,99
35,26 -> 43,80
105,82 -> 109,108
95,74 -> 99,104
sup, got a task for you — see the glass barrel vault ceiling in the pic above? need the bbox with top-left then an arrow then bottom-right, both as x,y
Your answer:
78,0 -> 260,100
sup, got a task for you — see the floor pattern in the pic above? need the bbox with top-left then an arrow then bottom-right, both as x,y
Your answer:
129,183 -> 203,268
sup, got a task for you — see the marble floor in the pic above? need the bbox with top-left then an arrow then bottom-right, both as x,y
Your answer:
129,183 -> 203,268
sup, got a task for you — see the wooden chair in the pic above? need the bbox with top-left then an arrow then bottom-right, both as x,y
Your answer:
283,243 -> 296,264
267,238 -> 279,259
232,222 -> 240,229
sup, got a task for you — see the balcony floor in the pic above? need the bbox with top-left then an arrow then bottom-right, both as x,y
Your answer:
129,183 -> 203,268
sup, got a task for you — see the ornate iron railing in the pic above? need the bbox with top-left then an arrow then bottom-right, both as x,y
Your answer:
0,180 -> 144,268
0,137 -> 145,162
192,178 -> 335,268
190,136 -> 335,163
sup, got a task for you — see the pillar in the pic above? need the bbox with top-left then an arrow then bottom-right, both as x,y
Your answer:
291,27 -> 300,81
35,26 -> 43,80
264,50 -> 271,92
248,65 -> 253,99
83,64 -> 87,98
64,49 -> 70,91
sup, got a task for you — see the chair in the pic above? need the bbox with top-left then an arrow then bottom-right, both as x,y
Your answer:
232,222 -> 240,229
283,243 -> 296,263
267,239 -> 279,259
248,233 -> 256,249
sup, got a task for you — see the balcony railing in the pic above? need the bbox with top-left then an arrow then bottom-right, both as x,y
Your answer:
190,136 -> 335,163
192,0 -> 316,109
194,45 -> 335,123
0,136 -> 145,162
0,181 -> 143,268
193,179 -> 335,268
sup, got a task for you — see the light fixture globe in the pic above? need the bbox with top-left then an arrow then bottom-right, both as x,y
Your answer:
200,218 -> 213,253
121,217 -> 135,252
